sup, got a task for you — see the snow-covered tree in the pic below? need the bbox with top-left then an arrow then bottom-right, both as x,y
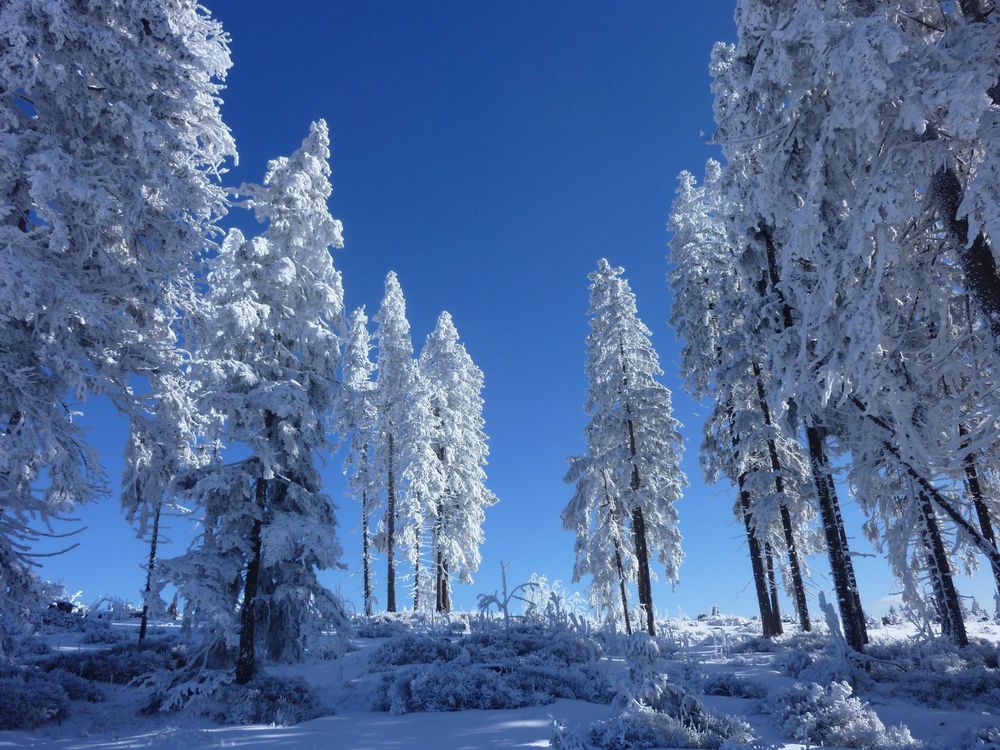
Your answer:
0,0 -> 235,629
563,453 -> 637,634
165,121 -> 347,682
371,272 -> 415,613
668,161 -> 819,637
576,259 -> 687,636
419,312 -> 496,612
337,307 -> 378,616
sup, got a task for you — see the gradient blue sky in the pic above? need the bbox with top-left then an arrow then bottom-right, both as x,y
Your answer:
37,1 -> 997,620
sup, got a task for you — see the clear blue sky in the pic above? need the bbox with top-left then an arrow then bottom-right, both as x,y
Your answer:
37,1 -> 996,621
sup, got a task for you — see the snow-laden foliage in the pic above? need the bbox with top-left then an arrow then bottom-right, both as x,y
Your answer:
0,0 -> 235,633
162,120 -> 347,668
336,307 -> 379,616
770,681 -> 919,750
568,259 -> 686,635
419,311 -> 496,610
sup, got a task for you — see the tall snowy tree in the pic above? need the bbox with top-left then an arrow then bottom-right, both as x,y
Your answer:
668,161 -> 818,636
165,121 -> 347,682
419,312 -> 496,612
372,272 -> 415,613
578,259 -> 687,636
337,308 -> 378,617
0,0 -> 235,629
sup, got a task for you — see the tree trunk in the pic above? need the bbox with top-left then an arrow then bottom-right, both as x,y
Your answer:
918,490 -> 969,646
828,468 -> 869,645
740,476 -> 778,637
764,542 -> 784,635
750,360 -> 811,631
386,433 -> 397,613
631,503 -> 656,636
932,168 -> 1000,346
362,444 -> 373,617
613,540 -> 633,636
137,499 -> 162,644
958,426 -> 1000,599
413,529 -> 421,612
805,426 -> 867,653
235,476 -> 267,685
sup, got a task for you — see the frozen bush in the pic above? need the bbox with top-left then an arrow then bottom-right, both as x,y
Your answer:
960,723 -> 1000,749
699,673 -> 768,699
214,675 -> 327,726
369,633 -> 460,666
460,623 -> 601,666
587,704 -> 753,750
45,668 -> 105,702
770,681 -> 918,750
371,659 -> 611,714
0,672 -> 70,729
42,640 -> 185,684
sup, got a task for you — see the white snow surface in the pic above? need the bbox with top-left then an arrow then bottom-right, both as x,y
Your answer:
4,615 -> 1000,749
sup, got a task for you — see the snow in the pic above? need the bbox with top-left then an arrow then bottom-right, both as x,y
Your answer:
5,615 -> 1000,749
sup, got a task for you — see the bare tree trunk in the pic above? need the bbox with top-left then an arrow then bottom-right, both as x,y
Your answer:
613,540 -> 633,636
918,491 -> 968,646
137,499 -> 162,644
958,426 -> 1000,599
805,426 -> 867,653
750,360 -> 811,631
235,476 -> 267,685
413,529 -> 421,612
739,476 -> 778,637
631,503 -> 655,636
764,542 -> 784,636
361,444 -> 373,617
386,433 -> 396,613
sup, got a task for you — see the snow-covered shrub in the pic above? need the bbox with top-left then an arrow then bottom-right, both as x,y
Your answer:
214,675 -> 327,726
81,626 -> 130,644
369,633 -> 460,666
42,640 -> 185,684
371,660 -> 611,714
460,623 -> 601,666
352,614 -> 411,639
959,723 -> 1000,749
44,668 -> 105,702
770,681 -> 918,749
587,703 -> 753,750
699,673 -> 768,699
865,639 -> 1000,709
0,671 -> 70,729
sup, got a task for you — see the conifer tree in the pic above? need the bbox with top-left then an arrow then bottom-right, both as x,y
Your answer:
578,259 -> 687,635
419,312 -> 496,612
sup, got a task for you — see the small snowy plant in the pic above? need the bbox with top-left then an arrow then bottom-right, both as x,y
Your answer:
771,681 -> 919,750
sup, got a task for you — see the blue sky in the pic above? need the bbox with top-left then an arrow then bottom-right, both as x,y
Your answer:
37,1 -> 997,620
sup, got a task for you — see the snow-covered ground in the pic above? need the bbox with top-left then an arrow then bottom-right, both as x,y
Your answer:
3,614 -> 1000,749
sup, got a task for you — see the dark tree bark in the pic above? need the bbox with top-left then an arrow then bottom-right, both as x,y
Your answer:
613,540 -> 633,636
738,472 -> 778,637
386,432 -> 397,613
931,168 -> 1000,346
361,444 -> 373,617
631,503 -> 656,636
805,426 -> 867,653
413,529 -> 421,612
235,475 -> 267,685
764,542 -> 784,635
958,425 -> 1000,599
137,499 -> 162,644
918,491 -> 969,646
750,360 -> 811,631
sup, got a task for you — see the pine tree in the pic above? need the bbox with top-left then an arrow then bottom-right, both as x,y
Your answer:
0,0 -> 235,629
165,121 -> 347,682
579,259 -> 687,636
372,272 -> 415,613
338,308 -> 378,617
419,312 -> 496,612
